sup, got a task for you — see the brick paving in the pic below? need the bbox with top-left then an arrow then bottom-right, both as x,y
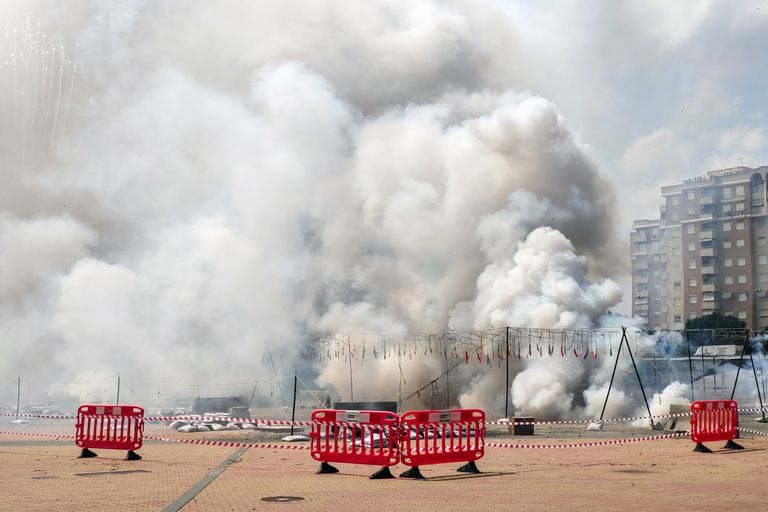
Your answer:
2,429 -> 768,511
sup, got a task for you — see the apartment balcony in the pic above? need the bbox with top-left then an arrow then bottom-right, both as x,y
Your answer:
753,198 -> 765,208
698,212 -> 714,220
701,301 -> 718,311
701,283 -> 720,293
699,231 -> 714,239
700,247 -> 718,257
700,196 -> 713,205
701,266 -> 717,275
632,262 -> 649,271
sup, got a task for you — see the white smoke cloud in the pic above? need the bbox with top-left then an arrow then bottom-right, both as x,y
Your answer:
1,1 -> 630,414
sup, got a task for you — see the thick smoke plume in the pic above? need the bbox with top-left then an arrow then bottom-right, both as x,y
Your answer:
1,1 -> 630,414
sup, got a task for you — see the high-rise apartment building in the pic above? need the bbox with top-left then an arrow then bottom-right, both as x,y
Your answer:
631,166 -> 768,331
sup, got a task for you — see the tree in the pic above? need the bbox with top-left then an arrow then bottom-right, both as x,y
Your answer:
685,312 -> 746,330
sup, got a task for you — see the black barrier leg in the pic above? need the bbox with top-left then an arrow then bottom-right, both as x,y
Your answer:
457,461 -> 481,474
693,443 -> 712,453
724,440 -> 744,450
369,466 -> 395,479
399,466 -> 425,479
125,450 -> 142,461
78,448 -> 97,458
317,462 -> 339,474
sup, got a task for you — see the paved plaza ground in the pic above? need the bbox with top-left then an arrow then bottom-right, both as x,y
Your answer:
1,420 -> 768,511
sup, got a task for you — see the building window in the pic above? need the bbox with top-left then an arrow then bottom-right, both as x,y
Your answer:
725,258 -> 733,267
689,295 -> 697,304
687,207 -> 695,216
689,312 -> 698,320
689,260 -> 697,269
725,276 -> 734,284
723,187 -> 732,199
736,221 -> 745,230
672,196 -> 680,206
724,240 -> 732,248
674,314 -> 682,322
761,310 -> 768,320
758,237 -> 766,247
674,298 -> 682,306
722,292 -> 733,300
688,242 -> 695,251
688,191 -> 696,200
761,273 -> 768,283
723,204 -> 732,215
736,185 -> 745,197
673,280 -> 681,289
689,278 -> 698,287
760,256 -> 768,265
736,203 -> 745,215
723,222 -> 732,232
737,257 -> 746,266
672,230 -> 680,238
672,247 -> 680,255
687,225 -> 695,234
738,274 -> 747,284
738,292 -> 748,302
738,311 -> 747,319
737,239 -> 745,247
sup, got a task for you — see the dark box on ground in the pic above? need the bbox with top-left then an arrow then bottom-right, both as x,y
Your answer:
511,416 -> 534,436
333,401 -> 398,413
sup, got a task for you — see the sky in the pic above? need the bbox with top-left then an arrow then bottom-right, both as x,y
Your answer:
1,1 -> 767,407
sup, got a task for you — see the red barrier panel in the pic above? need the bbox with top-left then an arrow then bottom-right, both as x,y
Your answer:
398,409 -> 485,478
689,400 -> 742,453
75,404 -> 144,460
310,409 -> 399,478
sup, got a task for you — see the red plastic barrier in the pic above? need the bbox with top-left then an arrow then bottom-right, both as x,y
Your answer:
75,404 -> 144,453
399,409 -> 485,469
310,409 -> 399,470
690,400 -> 738,444
689,400 -> 743,452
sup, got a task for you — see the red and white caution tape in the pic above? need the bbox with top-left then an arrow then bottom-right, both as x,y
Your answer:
143,415 -> 314,427
0,430 -> 308,450
142,434 -> 310,450
737,427 -> 768,436
484,431 -> 688,449
0,413 -> 76,420
486,412 -> 692,426
0,430 -> 75,440
5,407 -> 768,429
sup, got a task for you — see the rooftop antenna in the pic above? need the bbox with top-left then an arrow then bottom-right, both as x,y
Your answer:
739,157 -> 744,167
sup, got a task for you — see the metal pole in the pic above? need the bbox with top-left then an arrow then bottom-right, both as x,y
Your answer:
599,328 -> 625,420
701,344 -> 706,394
16,375 -> 20,420
623,332 -> 655,429
686,331 -> 694,402
746,338 -> 767,422
505,327 -> 510,419
116,373 -> 120,405
347,334 -> 354,402
730,330 -> 750,400
290,372 -> 298,436
445,356 -> 450,410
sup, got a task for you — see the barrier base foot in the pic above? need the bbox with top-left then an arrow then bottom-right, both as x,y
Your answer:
369,466 -> 395,479
693,443 -> 712,453
724,440 -> 744,450
457,461 -> 481,474
78,448 -> 97,458
316,462 -> 339,474
125,450 -> 142,461
399,466 -> 425,480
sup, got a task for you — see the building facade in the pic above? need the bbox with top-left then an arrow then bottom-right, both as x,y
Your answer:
631,166 -> 768,331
